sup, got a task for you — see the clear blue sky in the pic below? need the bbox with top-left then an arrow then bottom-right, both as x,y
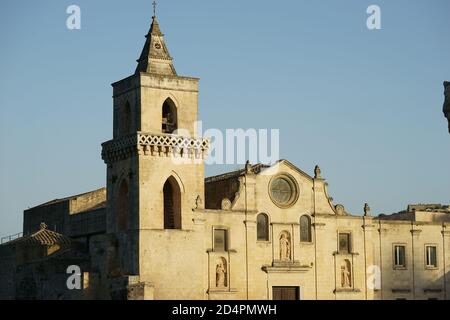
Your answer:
0,0 -> 449,237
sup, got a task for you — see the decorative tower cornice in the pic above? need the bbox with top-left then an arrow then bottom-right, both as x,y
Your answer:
101,132 -> 209,164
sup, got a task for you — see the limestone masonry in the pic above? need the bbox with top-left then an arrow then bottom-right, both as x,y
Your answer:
0,14 -> 449,300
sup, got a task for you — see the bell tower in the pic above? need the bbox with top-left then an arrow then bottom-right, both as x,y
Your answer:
101,10 -> 209,298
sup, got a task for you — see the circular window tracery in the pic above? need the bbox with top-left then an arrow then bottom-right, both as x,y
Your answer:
269,174 -> 299,208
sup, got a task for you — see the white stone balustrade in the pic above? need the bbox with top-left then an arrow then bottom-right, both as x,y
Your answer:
102,132 -> 209,163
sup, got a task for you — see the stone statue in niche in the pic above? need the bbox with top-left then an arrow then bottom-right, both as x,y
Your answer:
215,257 -> 227,288
279,231 -> 291,261
341,259 -> 352,287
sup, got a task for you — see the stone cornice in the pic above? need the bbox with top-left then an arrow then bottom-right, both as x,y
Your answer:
206,249 -> 237,254
333,251 -> 359,256
423,288 -> 442,293
195,209 -> 257,215
262,261 -> 312,274
391,288 -> 411,293
192,218 -> 206,225
270,222 -> 300,226
244,220 -> 256,227
333,288 -> 361,293
312,222 -> 326,229
207,288 -> 238,294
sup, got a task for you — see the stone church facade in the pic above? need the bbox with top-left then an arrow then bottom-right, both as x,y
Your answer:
0,14 -> 449,300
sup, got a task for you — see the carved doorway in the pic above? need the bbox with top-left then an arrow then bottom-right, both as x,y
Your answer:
272,286 -> 299,300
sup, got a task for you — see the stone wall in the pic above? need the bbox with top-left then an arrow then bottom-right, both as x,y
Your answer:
23,188 -> 106,238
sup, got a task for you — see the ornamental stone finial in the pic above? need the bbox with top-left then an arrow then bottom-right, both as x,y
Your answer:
443,81 -> 450,134
314,165 -> 321,179
335,204 -> 346,215
245,160 -> 252,174
364,203 -> 371,217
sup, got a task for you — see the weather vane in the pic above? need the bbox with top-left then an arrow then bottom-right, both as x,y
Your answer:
152,1 -> 157,17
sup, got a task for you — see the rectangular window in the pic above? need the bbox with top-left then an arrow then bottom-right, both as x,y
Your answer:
425,245 -> 437,268
394,245 -> 406,268
214,229 -> 227,252
338,233 -> 351,253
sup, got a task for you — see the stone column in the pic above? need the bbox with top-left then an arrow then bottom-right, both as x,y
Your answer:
312,220 -> 329,300
410,226 -> 422,300
244,219 -> 257,299
362,216 -> 376,300
442,226 -> 450,300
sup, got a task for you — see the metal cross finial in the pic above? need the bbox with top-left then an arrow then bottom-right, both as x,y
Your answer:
152,1 -> 157,17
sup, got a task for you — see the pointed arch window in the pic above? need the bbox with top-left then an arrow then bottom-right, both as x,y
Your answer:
162,98 -> 177,134
257,213 -> 269,241
117,180 -> 129,232
300,215 -> 312,242
163,176 -> 181,229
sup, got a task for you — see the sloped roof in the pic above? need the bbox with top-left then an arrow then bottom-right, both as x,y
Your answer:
8,223 -> 71,247
272,159 -> 315,181
205,160 -> 314,183
135,15 -> 177,75
205,163 -> 270,183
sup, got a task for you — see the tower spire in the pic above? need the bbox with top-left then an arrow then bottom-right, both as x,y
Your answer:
135,5 -> 177,76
